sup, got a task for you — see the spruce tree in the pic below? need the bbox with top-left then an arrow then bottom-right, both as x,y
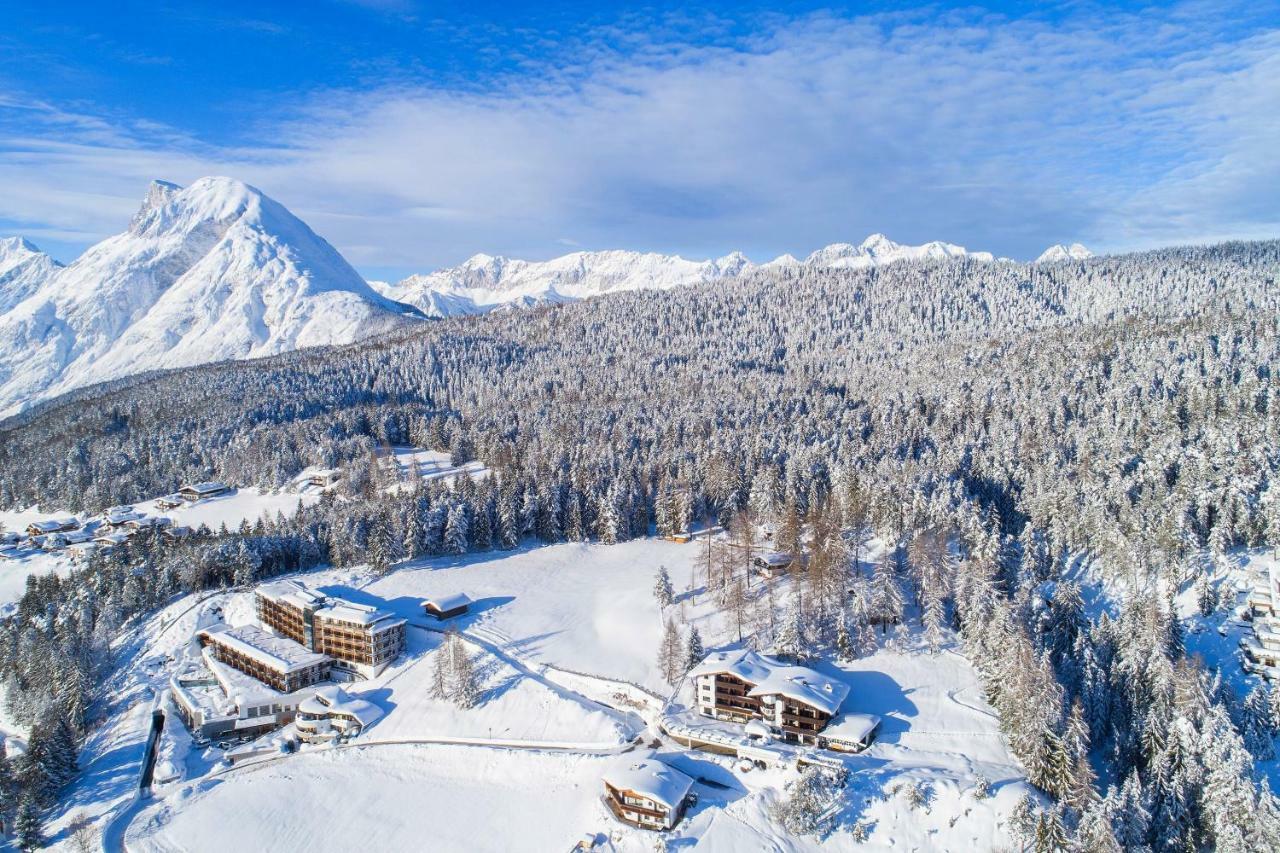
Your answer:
871,557 -> 903,634
14,794 -> 42,851
444,504 -> 469,555
685,626 -> 705,672
653,566 -> 674,609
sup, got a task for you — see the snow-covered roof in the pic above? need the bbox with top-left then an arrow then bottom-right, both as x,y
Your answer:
424,592 -> 473,613
744,720 -> 771,738
689,649 -> 850,716
757,551 -> 796,567
602,756 -> 694,811
27,517 -> 77,533
299,685 -> 383,727
318,601 -> 405,632
257,579 -> 328,610
257,580 -> 404,632
104,506 -> 144,523
126,516 -> 171,529
157,493 -> 185,504
94,532 -> 130,545
688,649 -> 778,683
201,624 -> 329,674
748,668 -> 849,717
822,712 -> 881,745
182,481 -> 228,494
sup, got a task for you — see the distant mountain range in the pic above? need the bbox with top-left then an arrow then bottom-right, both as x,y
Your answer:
0,175 -> 1091,414
373,234 -> 1017,318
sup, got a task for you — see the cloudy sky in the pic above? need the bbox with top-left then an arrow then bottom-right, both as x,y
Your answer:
1,0 -> 1277,280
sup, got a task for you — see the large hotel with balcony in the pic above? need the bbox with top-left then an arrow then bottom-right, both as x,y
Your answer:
256,580 -> 407,679
688,649 -> 879,751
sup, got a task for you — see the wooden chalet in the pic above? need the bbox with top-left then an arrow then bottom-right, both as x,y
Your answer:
180,481 -> 230,502
688,650 -> 852,746
423,592 -> 472,621
601,756 -> 694,830
25,517 -> 79,537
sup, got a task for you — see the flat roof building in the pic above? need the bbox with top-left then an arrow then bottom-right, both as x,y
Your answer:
257,580 -> 407,679
198,624 -> 330,694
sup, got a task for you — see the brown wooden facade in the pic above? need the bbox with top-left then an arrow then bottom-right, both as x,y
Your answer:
199,634 -> 329,693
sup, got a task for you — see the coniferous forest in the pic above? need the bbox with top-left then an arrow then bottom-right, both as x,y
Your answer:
2,242 -> 1279,849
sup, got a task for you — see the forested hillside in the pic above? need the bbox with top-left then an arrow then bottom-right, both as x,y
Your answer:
1,240 -> 1278,849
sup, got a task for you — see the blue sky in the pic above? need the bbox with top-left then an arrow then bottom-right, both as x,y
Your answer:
1,1 -> 1277,280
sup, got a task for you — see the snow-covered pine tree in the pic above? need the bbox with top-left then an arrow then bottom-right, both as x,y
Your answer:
1241,684 -> 1276,760
444,503 -> 469,555
772,593 -> 810,663
870,557 -> 903,635
653,566 -> 674,609
14,794 -> 42,851
685,626 -> 705,672
834,607 -> 856,662
768,765 -> 841,837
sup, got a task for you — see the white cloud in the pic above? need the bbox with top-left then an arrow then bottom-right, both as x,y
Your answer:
0,3 -> 1276,275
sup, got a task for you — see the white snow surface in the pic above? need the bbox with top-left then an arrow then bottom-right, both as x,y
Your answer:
0,177 -> 421,416
376,234 -> 998,318
1034,242 -> 1093,262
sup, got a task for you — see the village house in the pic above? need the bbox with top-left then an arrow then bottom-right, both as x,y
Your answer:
93,531 -> 131,548
103,506 -> 145,526
198,623 -> 331,693
423,592 -> 472,621
1242,562 -> 1280,678
156,494 -> 185,510
125,516 -> 172,532
753,551 -> 804,578
307,469 -> 343,488
180,481 -> 231,502
294,685 -> 383,743
25,517 -> 79,537
688,650 -> 869,749
256,580 -> 407,679
601,756 -> 695,831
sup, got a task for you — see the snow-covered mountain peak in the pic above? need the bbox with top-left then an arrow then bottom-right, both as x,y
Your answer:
0,236 -> 41,261
0,236 -> 61,315
1035,243 -> 1093,263
0,176 -> 421,416
860,233 -> 898,252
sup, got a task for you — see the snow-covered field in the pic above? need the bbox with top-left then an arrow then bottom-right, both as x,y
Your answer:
31,531 -> 1041,852
130,746 -> 619,853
